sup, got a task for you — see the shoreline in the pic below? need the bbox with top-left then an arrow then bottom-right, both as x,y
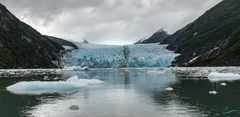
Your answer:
0,67 -> 240,78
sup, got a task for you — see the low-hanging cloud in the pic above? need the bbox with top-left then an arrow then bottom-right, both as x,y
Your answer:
1,0 -> 222,45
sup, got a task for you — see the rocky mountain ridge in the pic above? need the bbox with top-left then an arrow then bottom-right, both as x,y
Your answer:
0,3 -> 77,68
160,0 -> 240,66
135,28 -> 170,44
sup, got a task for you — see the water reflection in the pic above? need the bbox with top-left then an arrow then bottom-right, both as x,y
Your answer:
0,77 -> 65,117
31,69 -> 180,117
1,69 -> 240,117
170,79 -> 240,117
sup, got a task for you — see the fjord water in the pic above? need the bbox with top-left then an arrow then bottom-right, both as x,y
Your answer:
1,68 -> 240,117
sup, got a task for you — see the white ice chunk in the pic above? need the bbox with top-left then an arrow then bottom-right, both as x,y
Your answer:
208,72 -> 240,82
66,75 -> 79,82
220,83 -> 227,86
209,91 -> 218,95
6,75 -> 104,95
67,75 -> 103,84
165,87 -> 174,91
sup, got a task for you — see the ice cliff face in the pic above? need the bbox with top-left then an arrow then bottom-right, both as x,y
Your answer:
62,43 -> 178,68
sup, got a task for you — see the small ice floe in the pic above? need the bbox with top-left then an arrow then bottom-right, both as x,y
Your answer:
165,87 -> 174,91
209,91 -> 218,95
208,72 -> 240,82
69,105 -> 79,111
220,83 -> 227,86
6,75 -> 104,95
63,66 -> 89,71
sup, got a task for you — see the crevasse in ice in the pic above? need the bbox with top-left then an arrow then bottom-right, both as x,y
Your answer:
62,43 -> 178,68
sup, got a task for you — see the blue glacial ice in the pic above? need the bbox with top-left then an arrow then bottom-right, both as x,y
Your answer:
62,43 -> 178,68
6,75 -> 104,95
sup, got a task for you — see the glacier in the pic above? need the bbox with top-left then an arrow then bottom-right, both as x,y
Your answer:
62,43 -> 178,68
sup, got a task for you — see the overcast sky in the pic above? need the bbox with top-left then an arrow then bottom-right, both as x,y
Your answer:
1,0 -> 222,45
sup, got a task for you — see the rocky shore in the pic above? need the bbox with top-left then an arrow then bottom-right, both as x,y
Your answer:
0,69 -> 61,78
172,67 -> 240,79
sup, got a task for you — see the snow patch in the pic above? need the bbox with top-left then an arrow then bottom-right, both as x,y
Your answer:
208,72 -> 240,82
63,46 -> 74,50
193,32 -> 198,36
189,56 -> 199,63
209,47 -> 219,53
6,75 -> 104,95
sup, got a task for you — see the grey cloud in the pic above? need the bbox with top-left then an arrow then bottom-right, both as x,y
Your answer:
1,0 -> 222,45
1,0 -> 104,24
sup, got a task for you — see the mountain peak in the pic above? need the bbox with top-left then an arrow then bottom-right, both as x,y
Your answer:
135,28 -> 170,44
157,27 -> 167,33
83,39 -> 89,44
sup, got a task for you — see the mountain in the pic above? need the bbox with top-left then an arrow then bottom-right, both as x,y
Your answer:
189,28 -> 240,66
134,38 -> 147,44
0,3 -> 76,68
135,28 -> 170,44
46,36 -> 78,49
162,0 -> 240,66
83,39 -> 89,44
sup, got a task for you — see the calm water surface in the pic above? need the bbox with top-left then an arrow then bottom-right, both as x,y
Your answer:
0,68 -> 240,117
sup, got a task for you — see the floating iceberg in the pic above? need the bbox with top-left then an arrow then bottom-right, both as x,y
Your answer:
6,75 -> 104,95
208,72 -> 240,82
62,43 -> 178,68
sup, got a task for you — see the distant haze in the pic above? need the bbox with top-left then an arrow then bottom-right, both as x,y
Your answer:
1,0 -> 222,45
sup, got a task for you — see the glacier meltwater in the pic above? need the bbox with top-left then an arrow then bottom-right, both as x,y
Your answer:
62,43 -> 178,68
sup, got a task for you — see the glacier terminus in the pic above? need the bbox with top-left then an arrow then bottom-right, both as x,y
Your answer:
62,43 -> 178,68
